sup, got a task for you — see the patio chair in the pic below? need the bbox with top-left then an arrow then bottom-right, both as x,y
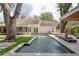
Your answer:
76,36 -> 79,39
57,34 -> 77,43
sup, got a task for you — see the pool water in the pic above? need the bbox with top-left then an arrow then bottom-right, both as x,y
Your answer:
15,36 -> 75,53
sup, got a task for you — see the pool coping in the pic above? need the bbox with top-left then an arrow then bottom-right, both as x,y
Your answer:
4,53 -> 79,56
48,35 -> 75,53
49,34 -> 79,55
24,37 -> 36,46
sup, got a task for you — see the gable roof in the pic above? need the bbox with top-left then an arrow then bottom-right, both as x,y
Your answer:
0,18 -> 58,27
40,20 -> 56,26
16,19 -> 39,25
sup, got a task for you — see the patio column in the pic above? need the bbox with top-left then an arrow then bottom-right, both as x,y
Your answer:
23,27 -> 26,34
1,27 -> 3,32
16,27 -> 19,34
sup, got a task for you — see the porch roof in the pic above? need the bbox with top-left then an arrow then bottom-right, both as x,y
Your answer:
60,5 -> 79,21
40,20 -> 57,26
0,22 -> 5,27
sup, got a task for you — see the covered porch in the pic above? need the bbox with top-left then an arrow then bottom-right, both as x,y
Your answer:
60,5 -> 79,38
0,26 -> 39,35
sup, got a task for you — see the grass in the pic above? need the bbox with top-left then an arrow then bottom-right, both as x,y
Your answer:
0,35 -> 6,39
0,36 -> 32,55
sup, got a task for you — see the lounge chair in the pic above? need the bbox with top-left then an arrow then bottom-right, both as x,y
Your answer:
76,36 -> 79,39
57,34 -> 77,43
65,37 -> 77,43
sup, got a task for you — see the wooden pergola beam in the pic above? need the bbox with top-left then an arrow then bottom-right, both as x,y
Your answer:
60,5 -> 79,21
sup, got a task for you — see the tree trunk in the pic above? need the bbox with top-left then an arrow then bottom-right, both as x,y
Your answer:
1,3 -> 22,41
60,21 -> 68,38
1,4 -> 16,41
5,18 -> 16,41
60,21 -> 68,33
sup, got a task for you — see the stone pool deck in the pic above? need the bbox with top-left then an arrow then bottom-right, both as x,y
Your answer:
49,34 -> 79,55
3,35 -> 79,56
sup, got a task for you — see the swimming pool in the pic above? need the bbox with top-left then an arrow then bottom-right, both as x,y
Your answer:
15,36 -> 75,53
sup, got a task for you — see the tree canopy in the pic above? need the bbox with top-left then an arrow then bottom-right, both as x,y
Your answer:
57,3 -> 72,33
40,12 -> 53,21
57,3 -> 72,16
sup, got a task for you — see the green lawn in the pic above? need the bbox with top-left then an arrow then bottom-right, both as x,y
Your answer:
0,36 -> 32,55
0,35 -> 6,39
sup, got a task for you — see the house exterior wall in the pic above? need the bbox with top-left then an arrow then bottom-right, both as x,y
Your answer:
31,24 -> 39,33
38,26 -> 53,33
0,26 -> 57,34
0,21 -> 58,34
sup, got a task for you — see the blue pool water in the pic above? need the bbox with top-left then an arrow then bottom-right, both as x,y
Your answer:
15,36 -> 75,53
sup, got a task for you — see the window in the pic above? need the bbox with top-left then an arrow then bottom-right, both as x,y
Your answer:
26,27 -> 31,32
3,28 -> 6,33
34,27 -> 38,33
52,28 -> 54,32
28,27 -> 31,32
2,27 -> 6,33
25,27 -> 27,32
0,27 -> 1,32
18,27 -> 22,32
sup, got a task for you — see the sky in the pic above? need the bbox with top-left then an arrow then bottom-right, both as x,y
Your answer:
0,1 -> 78,22
21,3 -> 60,20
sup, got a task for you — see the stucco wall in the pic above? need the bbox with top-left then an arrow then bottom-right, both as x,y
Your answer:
31,24 -> 39,33
38,26 -> 53,33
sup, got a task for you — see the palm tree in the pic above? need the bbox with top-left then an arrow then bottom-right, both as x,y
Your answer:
57,3 -> 72,33
0,3 -> 22,41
